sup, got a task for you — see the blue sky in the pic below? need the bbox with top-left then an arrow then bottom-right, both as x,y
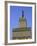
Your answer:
10,6 -> 32,39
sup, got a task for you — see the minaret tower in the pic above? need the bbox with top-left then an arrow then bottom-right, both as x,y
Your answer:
19,10 -> 27,28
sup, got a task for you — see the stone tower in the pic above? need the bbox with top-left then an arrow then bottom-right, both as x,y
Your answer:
12,10 -> 32,40
19,10 -> 27,28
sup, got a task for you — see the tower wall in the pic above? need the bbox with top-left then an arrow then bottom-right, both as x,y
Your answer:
20,21 -> 27,28
13,31 -> 32,39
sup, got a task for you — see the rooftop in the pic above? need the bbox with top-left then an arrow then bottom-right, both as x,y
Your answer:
12,27 -> 31,32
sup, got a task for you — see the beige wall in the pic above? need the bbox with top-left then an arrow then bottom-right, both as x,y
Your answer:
20,21 -> 27,28
13,31 -> 32,38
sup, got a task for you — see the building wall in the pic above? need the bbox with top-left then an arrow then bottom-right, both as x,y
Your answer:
12,31 -> 32,39
20,21 -> 27,28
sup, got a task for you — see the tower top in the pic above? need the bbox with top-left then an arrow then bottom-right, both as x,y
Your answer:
22,10 -> 24,18
19,10 -> 26,22
19,10 -> 27,28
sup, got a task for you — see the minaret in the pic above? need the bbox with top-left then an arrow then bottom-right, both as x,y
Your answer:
19,10 -> 27,28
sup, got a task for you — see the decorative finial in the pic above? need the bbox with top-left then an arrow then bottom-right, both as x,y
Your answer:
22,10 -> 24,18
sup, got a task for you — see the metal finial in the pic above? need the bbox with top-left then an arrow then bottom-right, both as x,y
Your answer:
22,10 -> 24,18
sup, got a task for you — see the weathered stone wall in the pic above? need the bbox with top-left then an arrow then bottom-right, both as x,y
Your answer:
12,31 -> 32,39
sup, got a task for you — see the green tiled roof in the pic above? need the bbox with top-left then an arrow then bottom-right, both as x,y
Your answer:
12,27 -> 31,32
